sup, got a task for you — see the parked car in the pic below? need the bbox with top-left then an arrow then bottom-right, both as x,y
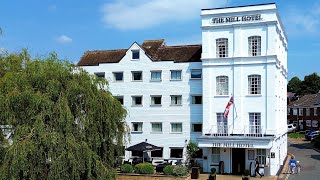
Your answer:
305,130 -> 319,141
287,124 -> 296,133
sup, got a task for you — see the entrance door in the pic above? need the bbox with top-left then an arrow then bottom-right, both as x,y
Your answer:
232,148 -> 245,175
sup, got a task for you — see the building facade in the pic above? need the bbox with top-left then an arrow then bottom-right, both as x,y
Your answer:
78,3 -> 288,176
287,93 -> 320,131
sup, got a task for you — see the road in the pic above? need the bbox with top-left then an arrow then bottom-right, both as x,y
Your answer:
287,140 -> 320,180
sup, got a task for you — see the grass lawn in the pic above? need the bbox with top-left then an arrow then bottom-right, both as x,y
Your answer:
288,133 -> 304,138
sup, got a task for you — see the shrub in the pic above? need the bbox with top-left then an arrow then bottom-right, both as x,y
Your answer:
172,165 -> 189,177
134,163 -> 144,174
163,165 -> 174,175
314,136 -> 320,149
140,163 -> 154,174
120,164 -> 133,173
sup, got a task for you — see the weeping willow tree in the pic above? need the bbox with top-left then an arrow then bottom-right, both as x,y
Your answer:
0,50 -> 128,179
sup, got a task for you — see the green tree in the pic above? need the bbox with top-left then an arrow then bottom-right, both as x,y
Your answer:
287,76 -> 302,93
185,141 -> 199,167
300,72 -> 320,95
0,50 -> 128,179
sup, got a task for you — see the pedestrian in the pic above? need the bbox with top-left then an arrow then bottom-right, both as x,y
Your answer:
288,156 -> 297,174
255,158 -> 263,178
296,161 -> 301,174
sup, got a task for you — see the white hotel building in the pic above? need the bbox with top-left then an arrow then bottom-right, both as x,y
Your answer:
78,3 -> 288,176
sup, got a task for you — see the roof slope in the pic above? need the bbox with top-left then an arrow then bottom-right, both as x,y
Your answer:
78,39 -> 202,66
288,93 -> 320,107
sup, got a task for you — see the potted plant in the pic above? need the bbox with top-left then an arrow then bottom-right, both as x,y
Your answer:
208,168 -> 216,180
242,169 -> 250,180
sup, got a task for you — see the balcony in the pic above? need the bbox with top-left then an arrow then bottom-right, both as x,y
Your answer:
205,125 -> 266,137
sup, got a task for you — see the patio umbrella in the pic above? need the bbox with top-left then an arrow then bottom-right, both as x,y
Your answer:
126,142 -> 162,162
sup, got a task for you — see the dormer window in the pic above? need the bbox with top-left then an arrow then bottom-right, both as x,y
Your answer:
132,50 -> 140,60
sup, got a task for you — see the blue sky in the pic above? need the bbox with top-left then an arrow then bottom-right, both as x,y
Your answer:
0,0 -> 319,80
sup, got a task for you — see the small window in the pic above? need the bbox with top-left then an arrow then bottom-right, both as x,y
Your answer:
256,149 -> 266,165
191,69 -> 202,79
248,36 -> 261,56
132,96 -> 142,106
171,95 -> 182,105
211,148 -> 220,164
192,124 -> 202,132
170,148 -> 183,158
151,96 -> 162,106
287,108 -> 290,115
132,50 -> 140,59
132,122 -> 143,132
306,108 -> 310,116
248,75 -> 261,95
216,76 -> 229,95
293,108 -> 297,115
216,38 -> 228,58
151,149 -> 163,158
151,123 -> 162,133
171,70 -> 182,80
171,123 -> 182,133
315,108 -> 318,116
113,72 -> 123,81
192,95 -> 202,104
299,108 -> 303,116
115,96 -> 124,105
151,71 -> 162,81
132,71 -> 142,81
94,72 -> 105,79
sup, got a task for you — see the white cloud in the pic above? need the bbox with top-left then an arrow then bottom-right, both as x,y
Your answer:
285,2 -> 320,35
55,35 -> 73,44
101,0 -> 228,30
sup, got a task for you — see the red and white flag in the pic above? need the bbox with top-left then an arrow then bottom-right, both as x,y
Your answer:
223,96 -> 234,119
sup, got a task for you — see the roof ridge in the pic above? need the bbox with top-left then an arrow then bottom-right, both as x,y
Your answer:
85,49 -> 127,53
161,44 -> 202,48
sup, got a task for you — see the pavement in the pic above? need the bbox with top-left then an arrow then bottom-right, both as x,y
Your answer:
198,174 -> 277,180
283,138 -> 320,180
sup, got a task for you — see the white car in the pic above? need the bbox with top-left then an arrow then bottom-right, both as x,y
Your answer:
287,124 -> 296,133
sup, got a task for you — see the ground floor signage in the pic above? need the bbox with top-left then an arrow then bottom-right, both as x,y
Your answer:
212,142 -> 254,148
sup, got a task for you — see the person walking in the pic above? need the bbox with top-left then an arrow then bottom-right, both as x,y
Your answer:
255,158 -> 263,178
289,156 -> 297,174
296,161 -> 301,174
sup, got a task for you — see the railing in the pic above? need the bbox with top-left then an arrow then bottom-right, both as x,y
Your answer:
205,125 -> 265,137
206,125 -> 231,136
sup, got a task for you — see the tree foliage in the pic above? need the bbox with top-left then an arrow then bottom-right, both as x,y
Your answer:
185,141 -> 199,167
288,73 -> 320,95
0,50 -> 128,179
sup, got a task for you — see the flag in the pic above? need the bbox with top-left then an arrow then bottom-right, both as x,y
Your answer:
223,96 -> 234,119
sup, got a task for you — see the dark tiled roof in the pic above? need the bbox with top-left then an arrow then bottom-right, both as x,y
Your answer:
288,93 -> 320,107
78,39 -> 202,66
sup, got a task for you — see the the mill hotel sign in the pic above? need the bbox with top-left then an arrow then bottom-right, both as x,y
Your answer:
211,14 -> 262,24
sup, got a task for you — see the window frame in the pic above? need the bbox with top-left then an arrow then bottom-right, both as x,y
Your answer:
170,70 -> 182,81
171,122 -> 183,133
131,50 -> 140,60
150,71 -> 162,82
170,148 -> 184,159
190,69 -> 202,79
315,108 -> 318,116
299,108 -> 303,116
192,123 -> 203,133
256,149 -> 266,165
151,148 -> 163,158
293,108 -> 297,115
150,95 -> 162,106
115,96 -> 124,105
248,36 -> 261,57
132,96 -> 143,106
151,122 -> 163,133
170,95 -> 182,106
113,72 -> 124,82
306,108 -> 310,116
191,95 -> 202,105
216,38 -> 228,58
131,122 -> 143,133
216,76 -> 229,95
248,74 -> 261,95
94,72 -> 105,79
132,71 -> 143,81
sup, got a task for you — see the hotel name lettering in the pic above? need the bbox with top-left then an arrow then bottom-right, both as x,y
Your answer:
212,14 -> 261,24
212,143 -> 254,148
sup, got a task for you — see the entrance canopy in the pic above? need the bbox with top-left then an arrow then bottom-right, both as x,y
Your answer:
126,142 -> 162,152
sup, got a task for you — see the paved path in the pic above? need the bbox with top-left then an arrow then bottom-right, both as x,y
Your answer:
286,138 -> 320,180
